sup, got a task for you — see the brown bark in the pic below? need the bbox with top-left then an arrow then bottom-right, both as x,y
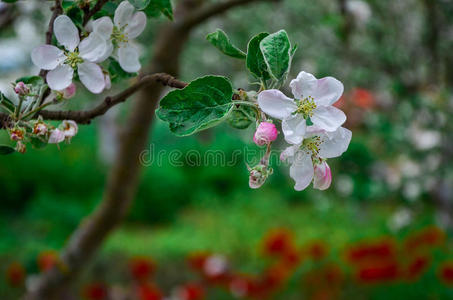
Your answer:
24,0 -> 276,299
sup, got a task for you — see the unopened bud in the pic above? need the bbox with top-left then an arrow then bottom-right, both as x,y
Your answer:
10,128 -> 24,141
14,82 -> 29,96
62,83 -> 76,99
248,164 -> 272,189
253,122 -> 278,146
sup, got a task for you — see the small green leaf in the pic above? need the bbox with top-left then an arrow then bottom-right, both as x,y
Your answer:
156,76 -> 234,136
15,76 -> 44,86
246,32 -> 270,80
144,0 -> 173,20
290,43 -> 298,57
0,145 -> 15,155
108,59 -> 136,83
66,5 -> 84,28
30,137 -> 47,149
0,92 -> 16,112
259,30 -> 291,82
128,0 -> 151,10
206,29 -> 246,59
227,107 -> 254,129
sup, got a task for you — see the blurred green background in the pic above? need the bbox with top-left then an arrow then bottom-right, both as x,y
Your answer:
1,0 -> 453,299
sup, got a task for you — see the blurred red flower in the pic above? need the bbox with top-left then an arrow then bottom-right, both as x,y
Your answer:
229,274 -> 258,299
438,262 -> 453,285
174,283 -> 205,300
129,257 -> 156,282
345,238 -> 396,264
404,255 -> 430,281
262,228 -> 295,258
83,282 -> 108,300
304,240 -> 329,261
6,262 -> 25,287
404,226 -> 445,254
137,283 -> 163,300
37,250 -> 58,272
355,260 -> 399,283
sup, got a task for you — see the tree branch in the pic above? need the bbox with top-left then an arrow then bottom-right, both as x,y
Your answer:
82,0 -> 109,26
39,0 -> 63,78
180,0 -> 279,29
37,73 -> 186,124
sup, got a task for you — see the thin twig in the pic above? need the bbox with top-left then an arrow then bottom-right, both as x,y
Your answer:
39,0 -> 63,78
82,0 -> 109,26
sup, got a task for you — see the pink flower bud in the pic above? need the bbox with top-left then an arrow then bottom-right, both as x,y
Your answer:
248,164 -> 272,189
14,82 -> 29,96
48,129 -> 65,144
33,122 -> 48,136
313,161 -> 332,190
62,83 -> 76,99
253,122 -> 278,146
62,120 -> 78,139
15,141 -> 26,154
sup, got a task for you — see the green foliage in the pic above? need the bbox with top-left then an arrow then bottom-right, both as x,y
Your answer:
143,0 -> 173,20
246,32 -> 270,80
108,59 -> 136,82
206,29 -> 246,59
0,93 -> 16,112
0,145 -> 15,155
227,107 -> 254,129
259,30 -> 291,82
15,76 -> 44,86
128,0 -> 151,9
156,76 -> 234,136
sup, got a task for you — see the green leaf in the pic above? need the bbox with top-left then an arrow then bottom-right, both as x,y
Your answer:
227,107 -> 254,129
206,29 -> 246,59
290,43 -> 298,57
144,0 -> 173,20
246,32 -> 270,80
108,59 -> 136,83
128,0 -> 151,10
30,137 -> 47,149
0,145 -> 15,155
259,30 -> 291,82
66,5 -> 84,28
156,76 -> 234,136
0,92 -> 16,112
15,76 -> 44,86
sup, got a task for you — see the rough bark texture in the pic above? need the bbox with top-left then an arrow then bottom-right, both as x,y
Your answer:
24,0 -> 275,298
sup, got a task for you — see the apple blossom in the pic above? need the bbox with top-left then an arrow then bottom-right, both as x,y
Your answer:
14,81 -> 29,96
62,83 -> 76,99
48,129 -> 65,144
89,1 -> 146,73
15,141 -> 26,153
33,122 -> 47,136
31,15 -> 107,94
253,122 -> 278,146
280,126 -> 351,191
258,71 -> 346,144
62,120 -> 78,139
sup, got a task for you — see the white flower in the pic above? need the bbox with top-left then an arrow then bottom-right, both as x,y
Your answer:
258,71 -> 346,144
61,120 -> 78,139
90,1 -> 146,73
48,128 -> 65,144
31,15 -> 107,94
280,126 -> 351,191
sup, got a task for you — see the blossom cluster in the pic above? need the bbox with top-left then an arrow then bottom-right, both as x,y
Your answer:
250,71 -> 352,191
31,1 -> 146,94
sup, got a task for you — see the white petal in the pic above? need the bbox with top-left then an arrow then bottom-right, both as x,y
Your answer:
54,15 -> 79,52
31,45 -> 64,70
290,150 -> 314,191
289,71 -> 317,99
282,114 -> 307,145
257,90 -> 297,120
311,106 -> 346,132
48,129 -> 65,144
46,64 -> 73,91
125,11 -> 146,39
319,127 -> 352,159
118,44 -> 140,73
78,62 -> 105,94
313,76 -> 344,106
92,16 -> 113,39
79,33 -> 107,62
94,41 -> 114,63
313,161 -> 332,190
114,1 -> 135,28
280,145 -> 297,163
